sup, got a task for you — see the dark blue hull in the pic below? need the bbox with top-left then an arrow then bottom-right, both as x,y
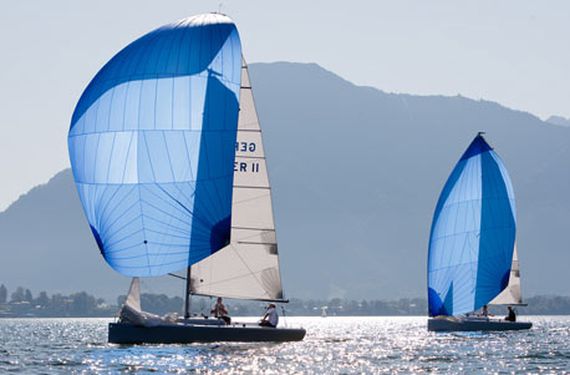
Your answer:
428,317 -> 532,332
109,323 -> 306,344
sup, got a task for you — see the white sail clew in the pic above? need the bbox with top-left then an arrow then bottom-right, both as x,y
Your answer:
189,58 -> 284,302
490,245 -> 523,305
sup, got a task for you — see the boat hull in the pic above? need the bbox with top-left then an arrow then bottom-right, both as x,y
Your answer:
428,317 -> 532,332
108,323 -> 306,344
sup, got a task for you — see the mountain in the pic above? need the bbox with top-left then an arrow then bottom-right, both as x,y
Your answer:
546,115 -> 570,127
1,62 -> 569,302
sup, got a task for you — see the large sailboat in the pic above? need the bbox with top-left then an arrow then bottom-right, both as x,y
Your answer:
427,133 -> 532,332
68,13 -> 305,344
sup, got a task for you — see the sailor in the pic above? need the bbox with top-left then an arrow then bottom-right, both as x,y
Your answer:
259,303 -> 279,328
481,305 -> 490,317
211,297 -> 231,324
505,306 -> 517,322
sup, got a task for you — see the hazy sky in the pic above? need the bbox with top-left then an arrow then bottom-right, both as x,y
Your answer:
0,0 -> 569,210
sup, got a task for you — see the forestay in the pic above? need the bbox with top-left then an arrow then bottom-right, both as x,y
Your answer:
190,60 -> 284,302
68,14 -> 242,277
427,134 -> 516,317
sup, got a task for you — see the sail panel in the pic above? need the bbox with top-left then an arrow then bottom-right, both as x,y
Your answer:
124,278 -> 142,312
490,245 -> 523,305
68,14 -> 242,277
428,135 -> 516,316
190,60 -> 284,301
191,243 -> 283,301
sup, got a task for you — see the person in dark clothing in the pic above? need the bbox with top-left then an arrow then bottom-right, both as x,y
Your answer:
211,297 -> 231,325
505,306 -> 516,322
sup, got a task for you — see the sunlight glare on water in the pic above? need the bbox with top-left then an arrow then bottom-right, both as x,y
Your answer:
0,316 -> 568,373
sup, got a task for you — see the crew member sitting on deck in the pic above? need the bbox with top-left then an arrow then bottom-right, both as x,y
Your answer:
505,306 -> 516,322
259,303 -> 279,328
211,297 -> 231,325
480,305 -> 492,318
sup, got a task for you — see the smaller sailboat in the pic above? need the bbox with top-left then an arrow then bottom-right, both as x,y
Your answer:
427,133 -> 532,332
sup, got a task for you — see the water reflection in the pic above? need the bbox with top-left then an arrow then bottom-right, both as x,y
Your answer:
0,316 -> 568,373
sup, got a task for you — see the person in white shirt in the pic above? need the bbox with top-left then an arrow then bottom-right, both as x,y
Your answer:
259,303 -> 279,328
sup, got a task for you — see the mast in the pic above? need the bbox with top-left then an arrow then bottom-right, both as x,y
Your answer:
187,59 -> 285,302
184,266 -> 192,319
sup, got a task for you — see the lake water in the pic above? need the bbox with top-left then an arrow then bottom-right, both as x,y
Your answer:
0,316 -> 568,373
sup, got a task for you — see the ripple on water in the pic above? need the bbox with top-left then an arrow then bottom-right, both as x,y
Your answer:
0,316 -> 569,373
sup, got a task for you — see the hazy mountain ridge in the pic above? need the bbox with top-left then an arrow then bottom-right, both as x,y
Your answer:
546,115 -> 570,127
1,62 -> 569,302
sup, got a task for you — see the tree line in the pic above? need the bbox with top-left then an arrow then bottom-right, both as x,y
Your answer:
1,284 -> 570,317
0,284 -> 115,317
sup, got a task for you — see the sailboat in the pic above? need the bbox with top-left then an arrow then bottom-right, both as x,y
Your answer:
427,133 -> 532,332
68,13 -> 305,344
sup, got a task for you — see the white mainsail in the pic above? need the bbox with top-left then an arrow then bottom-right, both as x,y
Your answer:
490,245 -> 523,305
189,58 -> 284,302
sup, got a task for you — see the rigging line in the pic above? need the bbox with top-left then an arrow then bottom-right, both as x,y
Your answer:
140,185 -> 194,220
170,179 -> 196,205
188,184 -> 221,230
154,183 -> 214,230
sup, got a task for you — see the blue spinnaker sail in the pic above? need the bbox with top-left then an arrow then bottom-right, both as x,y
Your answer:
68,14 -> 242,277
427,134 -> 516,316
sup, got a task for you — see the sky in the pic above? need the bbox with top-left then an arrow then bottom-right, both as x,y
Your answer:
0,0 -> 569,210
